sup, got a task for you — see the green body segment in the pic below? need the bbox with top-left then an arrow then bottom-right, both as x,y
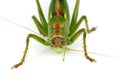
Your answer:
11,0 -> 96,69
48,0 -> 70,52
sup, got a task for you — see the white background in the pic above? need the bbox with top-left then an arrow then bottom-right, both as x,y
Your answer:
0,0 -> 120,84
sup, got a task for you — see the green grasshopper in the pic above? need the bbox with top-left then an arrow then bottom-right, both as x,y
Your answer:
11,0 -> 96,69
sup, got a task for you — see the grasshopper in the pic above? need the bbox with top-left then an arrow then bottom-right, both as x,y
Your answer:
11,0 -> 96,69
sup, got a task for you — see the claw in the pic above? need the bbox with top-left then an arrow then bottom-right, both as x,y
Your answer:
11,62 -> 23,69
89,58 -> 96,62
11,64 -> 18,69
89,26 -> 97,33
86,56 -> 96,62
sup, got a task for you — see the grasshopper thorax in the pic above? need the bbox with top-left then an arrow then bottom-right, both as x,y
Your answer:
48,16 -> 68,53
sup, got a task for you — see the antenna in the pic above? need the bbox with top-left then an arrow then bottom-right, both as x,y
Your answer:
0,16 -> 43,37
67,48 -> 120,59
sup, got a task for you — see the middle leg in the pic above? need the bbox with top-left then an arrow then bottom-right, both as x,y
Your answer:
68,28 -> 96,62
69,15 -> 96,37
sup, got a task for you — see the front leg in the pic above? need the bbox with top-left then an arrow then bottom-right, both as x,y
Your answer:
11,34 -> 49,69
68,29 -> 96,62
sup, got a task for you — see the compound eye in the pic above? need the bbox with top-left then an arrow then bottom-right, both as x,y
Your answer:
52,40 -> 55,44
61,40 -> 66,45
51,39 -> 55,45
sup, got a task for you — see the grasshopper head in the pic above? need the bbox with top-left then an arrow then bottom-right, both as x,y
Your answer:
50,36 -> 67,53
